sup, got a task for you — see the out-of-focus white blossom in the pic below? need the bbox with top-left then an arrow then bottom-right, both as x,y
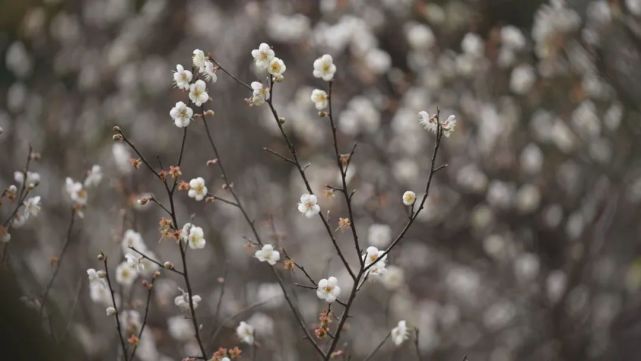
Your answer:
188,177 -> 207,201
173,64 -> 193,90
628,0 -> 641,15
310,89 -> 328,110
106,306 -> 116,316
316,276 -> 341,303
251,43 -> 275,70
510,64 -> 536,94
381,265 -> 405,290
188,79 -> 209,106
254,244 -> 280,266
65,177 -> 87,206
23,196 -> 41,217
170,101 -> 193,128
461,33 -> 484,57
236,321 -> 255,344
313,54 -> 337,81
84,165 -> 103,187
368,223 -> 391,247
418,111 -> 457,137
297,193 -> 320,218
14,171 -> 40,188
391,320 -> 410,346
168,316 -> 193,341
201,60 -> 218,82
115,261 -> 138,286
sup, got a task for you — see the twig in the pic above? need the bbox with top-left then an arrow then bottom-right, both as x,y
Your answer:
129,276 -> 157,360
129,246 -> 184,275
102,254 -> 129,361
364,331 -> 390,361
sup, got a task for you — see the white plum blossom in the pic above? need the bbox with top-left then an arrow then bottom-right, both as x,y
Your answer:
251,43 -> 275,70
267,57 -> 286,80
65,177 -> 87,206
297,193 -> 320,218
402,191 -> 416,206
391,320 -> 410,346
23,196 -> 41,216
187,225 -> 206,249
313,54 -> 336,81
250,81 -> 270,105
236,321 -> 255,344
510,64 -> 536,94
254,244 -> 280,266
170,101 -> 193,128
175,289 -> 202,311
125,252 -> 158,276
368,223 -> 391,247
87,268 -> 110,305
201,60 -> 218,82
316,276 -> 341,303
310,89 -> 328,110
115,261 -> 138,286
173,64 -> 192,90
363,246 -> 387,276
192,49 -> 207,71
188,79 -> 209,106
84,165 -> 103,187
188,177 -> 207,201
168,316 -> 193,341
106,306 -> 116,316
418,111 -> 457,137
14,171 -> 40,188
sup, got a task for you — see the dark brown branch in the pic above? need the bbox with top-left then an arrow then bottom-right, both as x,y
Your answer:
102,254 -> 129,361
129,277 -> 157,360
129,246 -> 184,276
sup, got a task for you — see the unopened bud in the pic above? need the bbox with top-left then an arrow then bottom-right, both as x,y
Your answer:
163,261 -> 174,270
97,270 -> 106,278
113,134 -> 123,142
106,306 -> 116,316
204,110 -> 215,117
97,252 -> 105,261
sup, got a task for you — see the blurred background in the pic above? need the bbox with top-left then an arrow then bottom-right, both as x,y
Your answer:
2,0 -> 641,360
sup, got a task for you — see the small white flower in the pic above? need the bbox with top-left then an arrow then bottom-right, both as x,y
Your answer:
313,54 -> 336,81
189,79 -> 209,106
418,111 -> 456,137
170,101 -> 193,128
84,165 -> 103,187
65,177 -> 87,206
173,64 -> 193,90
251,43 -> 275,70
250,81 -> 270,106
187,225 -> 206,249
402,191 -> 416,206
125,252 -> 158,276
115,261 -> 138,286
23,196 -> 41,217
174,289 -> 202,311
391,320 -> 410,346
310,89 -> 328,110
363,246 -> 387,276
14,171 -> 40,188
254,244 -> 280,266
106,306 -> 116,316
368,223 -> 391,248
297,193 -> 320,218
201,60 -> 218,82
381,265 -> 405,290
236,321 -> 255,344
192,49 -> 207,70
188,177 -> 208,201
87,269 -> 110,305
267,57 -> 286,80
316,276 -> 341,303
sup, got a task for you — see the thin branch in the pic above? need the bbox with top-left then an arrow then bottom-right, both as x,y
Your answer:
102,254 -> 129,361
129,246 -> 184,276
129,277 -> 157,360
363,331 -> 390,361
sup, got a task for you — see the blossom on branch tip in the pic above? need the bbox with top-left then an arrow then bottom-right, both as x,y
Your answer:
254,244 -> 280,265
201,60 -> 218,82
418,111 -> 457,137
268,57 -> 286,80
84,165 -> 103,187
316,276 -> 341,303
310,89 -> 328,110
313,54 -> 336,81
236,321 -> 255,344
186,225 -> 206,249
175,289 -> 202,311
251,42 -> 275,70
189,79 -> 209,106
170,101 -> 193,128
391,320 -> 410,346
115,261 -> 138,286
297,193 -> 320,218
187,177 -> 208,201
173,64 -> 192,90
402,191 -> 416,206
24,196 -> 41,217
65,177 -> 87,206
14,171 -> 40,188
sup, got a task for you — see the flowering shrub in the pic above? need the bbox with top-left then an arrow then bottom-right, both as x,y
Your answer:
2,1 -> 641,360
